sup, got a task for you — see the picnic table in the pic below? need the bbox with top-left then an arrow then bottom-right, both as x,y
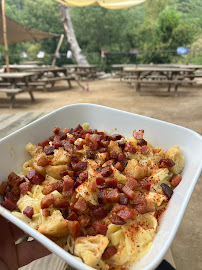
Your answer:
0,111 -> 177,270
123,66 -> 196,93
63,65 -> 97,80
28,67 -> 84,89
0,72 -> 36,108
2,65 -> 40,72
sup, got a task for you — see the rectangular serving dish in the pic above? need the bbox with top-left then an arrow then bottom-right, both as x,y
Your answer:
0,103 -> 202,270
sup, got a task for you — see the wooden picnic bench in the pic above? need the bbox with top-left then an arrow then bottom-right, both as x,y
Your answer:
0,72 -> 36,109
28,67 -> 84,90
132,79 -> 196,95
0,88 -> 23,109
39,75 -> 75,88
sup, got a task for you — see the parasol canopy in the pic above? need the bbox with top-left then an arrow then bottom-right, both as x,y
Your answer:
57,0 -> 146,9
0,4 -> 58,45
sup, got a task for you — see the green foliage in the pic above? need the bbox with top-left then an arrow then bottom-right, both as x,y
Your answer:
1,0 -> 202,68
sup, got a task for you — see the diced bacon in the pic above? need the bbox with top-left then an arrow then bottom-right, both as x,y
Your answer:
122,185 -> 136,199
124,143 -> 136,154
139,179 -> 151,191
38,140 -> 49,147
137,139 -> 147,146
19,182 -> 31,195
52,136 -> 62,149
61,170 -> 74,178
53,198 -> 69,208
117,153 -> 128,168
135,202 -> 146,213
62,128 -> 71,134
97,190 -> 107,204
68,211 -> 79,221
117,209 -> 134,222
133,197 -> 147,206
102,246 -> 117,260
67,221 -> 83,239
78,214 -> 91,228
125,177 -> 139,190
70,154 -> 80,163
109,215 -> 126,225
5,191 -> 18,202
90,181 -> 97,193
62,175 -> 74,196
41,194 -> 54,209
159,158 -> 175,168
79,171 -> 88,181
74,178 -> 83,188
118,141 -> 126,149
74,197 -> 87,213
110,134 -> 122,141
111,204 -> 127,213
171,174 -> 182,188
92,205 -> 108,220
96,177 -> 106,189
63,142 -> 74,154
2,199 -> 16,211
109,151 -> 118,160
42,209 -> 50,217
37,156 -> 50,167
140,145 -> 150,154
86,226 -> 98,236
60,133 -> 67,140
26,169 -> 45,185
42,181 -> 63,195
44,146 -> 55,155
53,126 -> 60,134
86,150 -> 96,160
0,181 -> 7,195
133,130 -> 144,140
23,206 -> 34,219
85,133 -> 102,146
114,162 -> 124,172
106,188 -> 120,203
119,195 -> 129,205
93,221 -> 108,236
106,178 -> 117,188
8,172 -> 22,187
117,184 -> 124,192
10,186 -> 20,196
72,161 -> 88,172
101,167 -> 113,177
100,139 -> 110,148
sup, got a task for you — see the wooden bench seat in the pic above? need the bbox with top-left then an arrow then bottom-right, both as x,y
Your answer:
0,88 -> 23,109
0,82 -> 11,87
132,79 -> 196,93
39,76 -> 75,88
17,82 -> 45,87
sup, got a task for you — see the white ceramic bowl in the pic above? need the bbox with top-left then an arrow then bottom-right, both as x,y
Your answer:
0,103 -> 202,270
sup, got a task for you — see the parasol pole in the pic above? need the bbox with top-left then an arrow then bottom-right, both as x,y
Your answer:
2,0 -> 10,72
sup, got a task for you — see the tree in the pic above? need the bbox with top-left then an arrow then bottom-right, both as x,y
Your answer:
138,4 -> 198,63
59,4 -> 88,65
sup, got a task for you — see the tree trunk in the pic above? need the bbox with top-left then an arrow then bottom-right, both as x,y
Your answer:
59,4 -> 88,65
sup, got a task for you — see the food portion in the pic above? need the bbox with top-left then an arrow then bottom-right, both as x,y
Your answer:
0,124 -> 184,270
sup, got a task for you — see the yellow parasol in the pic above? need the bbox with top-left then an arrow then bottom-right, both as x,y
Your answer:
57,0 -> 146,9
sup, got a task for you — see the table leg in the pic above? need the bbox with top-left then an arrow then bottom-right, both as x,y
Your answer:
29,91 -> 35,102
67,79 -> 72,88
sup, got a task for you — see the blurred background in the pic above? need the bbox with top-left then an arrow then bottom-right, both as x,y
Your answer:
1,0 -> 202,71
